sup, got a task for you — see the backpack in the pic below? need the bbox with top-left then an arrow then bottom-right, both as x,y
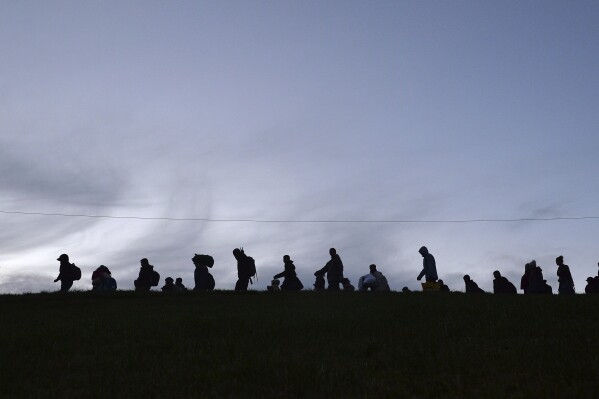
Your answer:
70,264 -> 82,281
246,257 -> 257,283
151,270 -> 160,287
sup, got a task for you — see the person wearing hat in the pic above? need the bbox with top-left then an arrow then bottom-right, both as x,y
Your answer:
54,254 -> 74,292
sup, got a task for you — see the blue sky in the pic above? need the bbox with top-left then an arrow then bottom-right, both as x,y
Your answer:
1,1 -> 598,293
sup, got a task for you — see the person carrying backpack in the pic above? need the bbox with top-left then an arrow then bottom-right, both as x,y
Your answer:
233,248 -> 256,291
134,258 -> 159,291
54,253 -> 79,292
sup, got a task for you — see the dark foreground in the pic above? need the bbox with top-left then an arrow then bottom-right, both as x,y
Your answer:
0,291 -> 597,398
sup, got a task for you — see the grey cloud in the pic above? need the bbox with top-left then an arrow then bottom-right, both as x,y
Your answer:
0,273 -> 57,294
0,144 -> 126,207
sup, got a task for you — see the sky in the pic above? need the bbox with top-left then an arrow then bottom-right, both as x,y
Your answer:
1,0 -> 599,293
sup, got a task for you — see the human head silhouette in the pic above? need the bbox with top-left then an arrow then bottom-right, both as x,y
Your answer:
57,254 -> 69,262
369,264 -> 377,273
140,258 -> 149,267
493,270 -> 501,279
463,275 -> 471,282
233,248 -> 242,260
165,277 -> 174,284
175,278 -> 183,284
283,255 -> 291,263
419,246 -> 428,256
555,256 -> 564,266
329,248 -> 337,257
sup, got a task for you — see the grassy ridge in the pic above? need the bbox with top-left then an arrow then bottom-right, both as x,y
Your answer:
0,291 -> 598,398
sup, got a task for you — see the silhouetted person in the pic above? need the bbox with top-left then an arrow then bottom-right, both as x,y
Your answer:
463,275 -> 485,293
417,246 -> 438,283
520,262 -> 531,293
313,272 -> 326,291
162,277 -> 176,292
175,278 -> 187,291
134,258 -> 159,291
556,256 -> 575,294
315,248 -> 344,291
92,265 -> 117,291
192,254 -> 215,291
438,279 -> 450,292
492,271 -> 517,294
585,277 -> 598,294
528,260 -> 553,294
273,255 -> 303,291
233,248 -> 255,291
358,264 -> 390,291
54,254 -> 77,292
402,287 -> 411,293
527,261 -> 552,294
267,279 -> 281,291
341,278 -> 355,291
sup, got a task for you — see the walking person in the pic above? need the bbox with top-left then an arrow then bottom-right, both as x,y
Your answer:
556,256 -> 575,294
417,246 -> 438,283
233,248 -> 256,291
273,255 -> 303,291
315,248 -> 344,291
54,254 -> 79,292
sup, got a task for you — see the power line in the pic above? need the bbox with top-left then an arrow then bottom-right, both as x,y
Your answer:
1,209 -> 599,224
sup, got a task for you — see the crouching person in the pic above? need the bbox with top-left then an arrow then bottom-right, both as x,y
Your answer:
358,264 -> 390,291
92,265 -> 117,291
492,271 -> 516,294
464,275 -> 485,293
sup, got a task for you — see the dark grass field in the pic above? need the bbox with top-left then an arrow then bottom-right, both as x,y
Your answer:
0,291 -> 598,398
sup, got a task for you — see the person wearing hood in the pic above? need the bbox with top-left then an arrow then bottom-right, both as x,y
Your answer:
492,271 -> 517,294
92,265 -> 117,291
273,255 -> 303,291
417,246 -> 438,283
464,275 -> 485,293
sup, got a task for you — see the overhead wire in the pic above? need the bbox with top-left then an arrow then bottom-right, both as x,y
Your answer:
1,209 -> 598,224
